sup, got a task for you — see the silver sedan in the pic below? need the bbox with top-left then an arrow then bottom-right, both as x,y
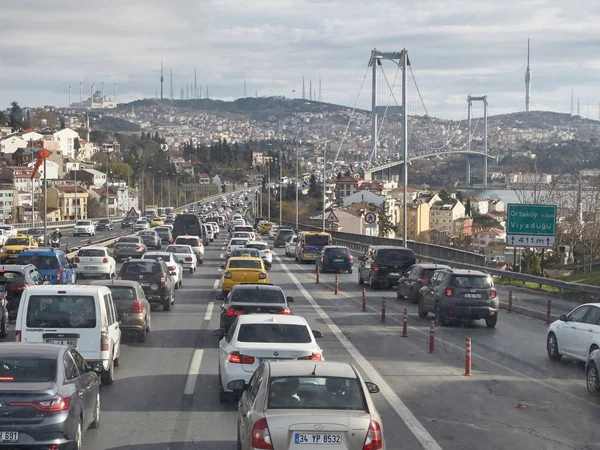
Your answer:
231,360 -> 385,449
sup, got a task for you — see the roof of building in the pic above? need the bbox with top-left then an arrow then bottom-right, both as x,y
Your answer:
55,186 -> 88,194
80,168 -> 106,176
92,187 -> 118,197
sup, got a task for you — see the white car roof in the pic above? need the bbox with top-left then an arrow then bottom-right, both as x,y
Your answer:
236,314 -> 308,326
24,285 -> 110,295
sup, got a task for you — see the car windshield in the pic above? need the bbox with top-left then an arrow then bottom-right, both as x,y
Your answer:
143,253 -> 170,262
267,376 -> 366,411
325,248 -> 349,257
228,259 -> 262,269
76,221 -> 91,226
237,324 -> 311,343
78,249 -> 106,257
0,357 -> 57,382
231,289 -> 285,304
99,219 -> 110,224
246,243 -> 267,250
305,235 -> 329,246
450,275 -> 493,289
166,246 -> 191,254
136,221 -> 147,225
16,255 -> 59,270
26,229 -> 44,235
6,238 -> 29,245
122,262 -> 161,275
376,249 -> 415,264
26,295 -> 96,328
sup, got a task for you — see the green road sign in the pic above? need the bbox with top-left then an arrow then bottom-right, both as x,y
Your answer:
507,204 -> 556,236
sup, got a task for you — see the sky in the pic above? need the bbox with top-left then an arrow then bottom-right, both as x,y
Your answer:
1,0 -> 599,120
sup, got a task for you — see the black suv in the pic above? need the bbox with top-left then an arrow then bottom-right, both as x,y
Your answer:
417,268 -> 499,328
96,218 -> 114,231
0,264 -> 43,320
216,283 -> 294,333
316,246 -> 354,274
117,259 -> 175,311
397,263 -> 451,303
358,245 -> 416,289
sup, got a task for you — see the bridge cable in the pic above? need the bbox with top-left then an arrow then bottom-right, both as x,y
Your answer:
370,63 -> 402,164
409,65 -> 429,117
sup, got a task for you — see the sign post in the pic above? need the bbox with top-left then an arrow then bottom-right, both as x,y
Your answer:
506,204 -> 556,249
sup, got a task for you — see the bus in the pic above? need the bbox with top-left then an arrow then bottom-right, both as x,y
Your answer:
295,231 -> 332,263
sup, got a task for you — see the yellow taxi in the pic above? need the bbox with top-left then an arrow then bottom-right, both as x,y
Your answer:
220,256 -> 268,294
1,234 -> 38,261
258,221 -> 274,234
150,217 -> 164,227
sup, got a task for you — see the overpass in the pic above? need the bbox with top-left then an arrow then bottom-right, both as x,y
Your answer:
362,150 -> 497,185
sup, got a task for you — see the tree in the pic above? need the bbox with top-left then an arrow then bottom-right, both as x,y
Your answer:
87,197 -> 101,219
8,101 -> 23,130
308,174 -> 321,198
465,198 -> 472,217
0,111 -> 6,126
30,110 -> 59,130
376,202 -> 397,238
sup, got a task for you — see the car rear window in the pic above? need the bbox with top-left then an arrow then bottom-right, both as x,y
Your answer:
268,376 -> 366,410
123,262 -> 161,275
78,249 -> 106,257
232,249 -> 260,257
167,246 -> 191,253
0,357 -> 57,382
231,289 -> 284,304
231,239 -> 248,246
139,231 -> 155,236
176,238 -> 199,246
237,324 -> 311,343
305,235 -> 329,246
229,260 -> 262,269
26,295 -> 96,328
450,275 -> 493,289
107,286 -> 137,302
375,249 -> 415,264
246,243 -> 267,250
16,255 -> 59,270
325,248 -> 349,257
0,271 -> 25,285
119,237 -> 140,243
143,253 -> 170,262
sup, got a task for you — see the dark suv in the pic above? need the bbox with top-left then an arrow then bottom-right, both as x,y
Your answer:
397,263 -> 451,303
417,268 -> 499,328
358,245 -> 416,289
117,259 -> 175,311
316,246 -> 354,274
96,218 -> 114,231
0,264 -> 42,320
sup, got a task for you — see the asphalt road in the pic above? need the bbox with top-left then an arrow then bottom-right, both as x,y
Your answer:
56,229 -> 600,450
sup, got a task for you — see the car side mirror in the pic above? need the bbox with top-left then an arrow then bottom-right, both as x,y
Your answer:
365,382 -> 380,394
218,265 -> 225,271
227,379 -> 248,393
312,330 -> 323,339
286,296 -> 295,303
559,314 -> 568,322
213,328 -> 225,338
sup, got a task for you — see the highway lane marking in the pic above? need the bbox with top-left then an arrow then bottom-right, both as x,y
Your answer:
203,303 -> 214,321
183,349 -> 204,395
275,255 -> 443,450
212,279 -> 220,290
286,258 -> 600,410
220,253 -> 224,259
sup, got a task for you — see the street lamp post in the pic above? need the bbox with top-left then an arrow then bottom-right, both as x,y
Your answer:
305,102 -> 327,231
159,172 -> 164,207
267,160 -> 271,221
152,172 -> 155,205
295,146 -> 299,229
279,150 -> 282,226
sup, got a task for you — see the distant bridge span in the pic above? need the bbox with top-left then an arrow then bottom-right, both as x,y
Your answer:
363,150 -> 496,183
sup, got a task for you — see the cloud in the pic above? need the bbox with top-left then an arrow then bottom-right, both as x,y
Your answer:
0,0 -> 599,119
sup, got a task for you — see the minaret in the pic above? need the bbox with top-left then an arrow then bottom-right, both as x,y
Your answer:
525,38 -> 531,112
318,77 -> 322,102
302,77 -> 306,100
101,82 -> 105,106
169,70 -> 173,100
570,87 -> 574,116
577,98 -> 580,116
160,58 -> 164,100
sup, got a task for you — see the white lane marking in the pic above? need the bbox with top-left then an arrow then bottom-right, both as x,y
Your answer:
213,279 -> 220,290
276,255 -> 442,450
203,303 -> 214,321
220,253 -> 224,259
183,349 -> 204,395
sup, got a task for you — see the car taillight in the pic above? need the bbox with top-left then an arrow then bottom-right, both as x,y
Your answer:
56,267 -> 62,283
259,272 -> 267,279
11,283 -> 30,293
490,290 -> 497,299
185,257 -> 192,262
348,255 -> 354,261
14,330 -> 21,342
101,330 -> 109,351
9,396 -> 71,412
168,265 -> 176,271
117,273 -> 122,280
136,244 -> 143,250
445,288 -> 454,297
227,246 -> 231,253
226,308 -> 243,317
228,351 -> 255,364
373,263 -> 380,272
298,352 -> 322,361
160,273 -> 167,286
102,257 -> 109,264
323,254 -> 328,260
131,300 -> 143,313
74,257 -> 81,263
363,420 -> 383,450
223,271 -> 232,279
277,308 -> 292,315
251,418 -> 274,449
264,249 -> 271,254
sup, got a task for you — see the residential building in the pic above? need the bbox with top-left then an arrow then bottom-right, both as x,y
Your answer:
508,173 -> 553,184
47,185 -> 89,220
29,159 -> 59,180
198,173 -> 210,184
0,187 -> 16,222
488,199 -> 505,213
21,131 -> 43,142
0,136 -> 27,155
1,167 -> 40,193
72,168 -> 107,187
473,228 -> 507,250
468,197 -> 489,215
252,152 -> 266,166
90,187 -> 118,217
177,161 -> 194,178
76,141 -> 99,161
429,201 -> 466,234
398,202 -> 430,241
309,209 -> 363,234
342,190 -> 386,208
453,217 -> 474,237
111,184 -> 139,216
333,175 -> 361,200
53,128 -> 79,159
212,175 -> 221,186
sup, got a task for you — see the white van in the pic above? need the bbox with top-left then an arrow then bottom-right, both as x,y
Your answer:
14,285 -> 122,385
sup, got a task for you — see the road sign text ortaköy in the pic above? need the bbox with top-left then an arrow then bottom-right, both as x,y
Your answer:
506,204 -> 556,248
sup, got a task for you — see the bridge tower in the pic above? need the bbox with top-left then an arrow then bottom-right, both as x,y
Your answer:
466,95 -> 489,187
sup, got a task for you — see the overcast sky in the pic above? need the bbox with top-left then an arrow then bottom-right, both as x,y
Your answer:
1,0 -> 599,119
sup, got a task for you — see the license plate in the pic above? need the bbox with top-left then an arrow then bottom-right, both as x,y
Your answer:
84,266 -> 97,270
259,358 -> 286,364
46,339 -> 77,347
389,272 -> 400,276
333,259 -> 344,262
0,431 -> 19,443
295,433 -> 342,445
464,293 -> 482,299
139,282 -> 150,287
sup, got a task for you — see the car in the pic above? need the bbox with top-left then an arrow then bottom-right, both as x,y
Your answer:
586,349 -> 600,395
164,244 -> 197,273
133,219 -> 150,231
172,214 -> 203,241
138,230 -> 162,250
96,218 -> 114,231
217,283 -> 294,333
274,228 -> 295,248
0,235 -> 38,263
233,225 -> 255,241
230,248 -> 260,259
72,219 -> 96,237
151,217 -> 164,227
358,245 -> 416,289
316,245 -> 354,274
117,259 -> 176,311
0,343 -> 101,449
205,220 -> 220,237
233,231 -> 253,243
89,279 -> 152,342
174,235 -> 204,263
0,264 -> 43,320
258,221 -> 274,234
232,360 -> 384,450
113,236 -> 147,262
226,238 -> 250,258
397,263 -> 452,303
268,226 -> 280,240
121,218 -> 135,228
418,268 -> 499,327
155,226 -> 173,245
0,225 -> 17,237
245,241 -> 273,269
16,248 -> 77,285
214,314 -> 324,402
285,236 -> 297,256
73,246 -> 117,279
219,256 -> 268,295
15,285 -> 122,385
203,223 -> 215,242
547,303 -> 600,364
142,251 -> 184,289
25,227 -> 45,245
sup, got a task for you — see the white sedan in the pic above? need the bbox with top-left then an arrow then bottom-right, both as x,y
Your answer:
285,238 -> 297,256
244,242 -> 272,269
143,251 -> 184,289
165,244 -> 197,274
268,226 -> 279,239
133,220 -> 150,231
74,246 -> 116,279
216,314 -> 324,402
547,303 -> 600,363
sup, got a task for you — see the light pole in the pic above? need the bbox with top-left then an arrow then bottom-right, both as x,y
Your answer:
74,165 -> 78,221
152,171 -> 155,205
305,102 -> 327,231
295,146 -> 299,229
159,171 -> 164,207
267,159 -> 271,221
279,150 -> 282,226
